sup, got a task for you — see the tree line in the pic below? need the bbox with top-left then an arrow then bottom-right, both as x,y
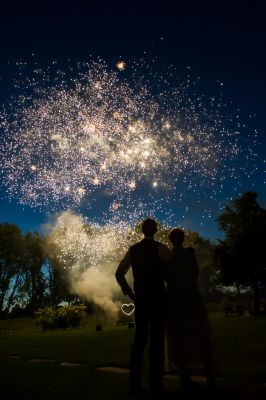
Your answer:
0,191 -> 265,317
0,224 -> 72,317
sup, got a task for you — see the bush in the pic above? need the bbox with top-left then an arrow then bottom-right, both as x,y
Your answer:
35,304 -> 87,331
34,307 -> 56,330
63,304 -> 87,327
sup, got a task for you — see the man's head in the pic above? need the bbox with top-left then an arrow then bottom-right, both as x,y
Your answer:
168,228 -> 185,246
141,218 -> 157,237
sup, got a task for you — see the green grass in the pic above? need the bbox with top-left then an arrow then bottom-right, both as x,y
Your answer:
0,324 -> 134,400
0,325 -> 132,366
0,313 -> 111,332
0,316 -> 39,331
0,315 -> 266,399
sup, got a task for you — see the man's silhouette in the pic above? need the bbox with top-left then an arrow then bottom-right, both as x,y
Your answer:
115,218 -> 171,399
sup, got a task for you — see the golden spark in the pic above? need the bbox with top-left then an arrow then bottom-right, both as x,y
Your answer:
116,60 -> 126,71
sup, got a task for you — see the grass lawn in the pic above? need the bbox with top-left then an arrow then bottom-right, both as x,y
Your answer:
0,314 -> 266,399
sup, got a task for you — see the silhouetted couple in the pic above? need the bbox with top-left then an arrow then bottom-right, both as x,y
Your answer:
115,218 -> 215,400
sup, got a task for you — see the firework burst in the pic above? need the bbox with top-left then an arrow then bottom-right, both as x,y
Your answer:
0,59 -> 256,225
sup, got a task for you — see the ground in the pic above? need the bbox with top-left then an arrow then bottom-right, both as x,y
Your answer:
0,314 -> 266,399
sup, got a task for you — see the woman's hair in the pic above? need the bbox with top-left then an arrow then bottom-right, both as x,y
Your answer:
168,228 -> 185,246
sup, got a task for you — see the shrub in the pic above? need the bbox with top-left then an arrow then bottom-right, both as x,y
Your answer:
54,307 -> 69,329
35,304 -> 87,331
34,307 -> 56,331
63,304 -> 87,327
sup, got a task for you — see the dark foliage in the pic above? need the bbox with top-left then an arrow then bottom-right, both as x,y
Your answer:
214,192 -> 266,315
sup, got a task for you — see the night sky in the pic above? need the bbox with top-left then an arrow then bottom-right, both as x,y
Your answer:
0,9 -> 265,240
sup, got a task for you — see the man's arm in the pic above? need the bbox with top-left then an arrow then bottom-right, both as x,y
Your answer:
115,249 -> 135,301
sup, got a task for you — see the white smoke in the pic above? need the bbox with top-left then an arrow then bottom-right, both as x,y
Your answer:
43,210 -> 136,321
70,265 -> 120,321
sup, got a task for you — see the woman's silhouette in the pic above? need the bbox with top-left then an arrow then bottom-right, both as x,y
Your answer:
166,228 -> 216,390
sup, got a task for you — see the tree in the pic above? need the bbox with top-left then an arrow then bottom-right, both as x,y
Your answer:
45,256 -> 77,306
22,232 -> 46,313
215,192 -> 266,315
0,223 -> 24,314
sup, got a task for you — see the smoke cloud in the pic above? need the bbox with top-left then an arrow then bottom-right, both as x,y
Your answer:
43,210 -> 137,321
70,265 -> 120,321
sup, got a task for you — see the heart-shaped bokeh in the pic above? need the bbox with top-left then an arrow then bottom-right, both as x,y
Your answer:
121,303 -> 135,316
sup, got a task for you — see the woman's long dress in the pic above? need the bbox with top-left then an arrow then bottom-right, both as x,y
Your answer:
166,246 -> 213,370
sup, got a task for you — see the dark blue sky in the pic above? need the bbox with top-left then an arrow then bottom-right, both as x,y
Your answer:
0,11 -> 265,240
